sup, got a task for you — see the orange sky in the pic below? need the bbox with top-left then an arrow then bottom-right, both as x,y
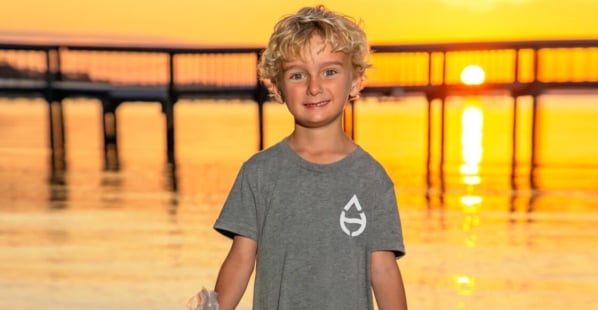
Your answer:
0,0 -> 596,46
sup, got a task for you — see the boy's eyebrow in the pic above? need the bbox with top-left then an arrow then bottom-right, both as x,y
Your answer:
282,60 -> 346,71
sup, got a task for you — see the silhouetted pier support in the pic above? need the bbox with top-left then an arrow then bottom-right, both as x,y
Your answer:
439,97 -> 447,177
424,94 -> 447,206
102,98 -> 120,171
529,94 -> 540,189
165,52 -> 177,165
47,100 -> 67,171
256,101 -> 265,150
163,99 -> 176,166
510,96 -> 518,188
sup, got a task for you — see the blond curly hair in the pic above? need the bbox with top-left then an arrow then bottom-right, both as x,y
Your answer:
258,5 -> 371,99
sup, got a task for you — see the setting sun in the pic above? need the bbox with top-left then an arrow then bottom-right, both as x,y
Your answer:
461,65 -> 486,85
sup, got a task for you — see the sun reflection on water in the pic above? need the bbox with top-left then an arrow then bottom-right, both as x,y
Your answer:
460,98 -> 484,180
453,96 -> 486,306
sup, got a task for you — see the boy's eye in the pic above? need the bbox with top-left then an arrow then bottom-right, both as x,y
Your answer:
323,69 -> 338,77
289,72 -> 305,80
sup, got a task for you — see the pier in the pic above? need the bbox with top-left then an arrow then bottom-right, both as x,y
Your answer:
1,39 -> 597,185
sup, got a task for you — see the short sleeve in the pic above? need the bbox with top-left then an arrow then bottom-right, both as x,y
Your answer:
213,164 -> 258,240
368,184 -> 405,258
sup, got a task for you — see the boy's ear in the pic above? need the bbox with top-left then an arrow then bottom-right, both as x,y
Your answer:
349,75 -> 362,98
271,86 -> 284,103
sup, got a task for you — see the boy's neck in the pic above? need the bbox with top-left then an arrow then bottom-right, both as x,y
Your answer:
286,127 -> 356,164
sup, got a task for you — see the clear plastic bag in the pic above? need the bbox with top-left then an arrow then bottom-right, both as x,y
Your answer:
187,288 -> 219,310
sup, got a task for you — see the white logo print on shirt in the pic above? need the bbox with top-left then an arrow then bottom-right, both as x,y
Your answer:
339,194 -> 367,237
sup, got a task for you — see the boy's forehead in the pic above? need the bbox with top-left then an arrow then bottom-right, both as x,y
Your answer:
283,37 -> 344,62
281,49 -> 350,70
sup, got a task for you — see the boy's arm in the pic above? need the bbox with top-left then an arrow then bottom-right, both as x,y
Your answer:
214,235 -> 257,310
370,250 -> 408,310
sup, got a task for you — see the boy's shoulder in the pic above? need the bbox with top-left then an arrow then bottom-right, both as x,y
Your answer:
354,147 -> 392,177
354,146 -> 381,165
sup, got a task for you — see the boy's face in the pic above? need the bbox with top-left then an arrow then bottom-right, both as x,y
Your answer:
274,35 -> 361,129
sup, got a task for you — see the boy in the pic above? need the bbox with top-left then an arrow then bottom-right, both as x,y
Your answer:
213,5 -> 407,309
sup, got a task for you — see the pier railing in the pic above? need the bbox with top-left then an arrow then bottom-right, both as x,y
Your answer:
1,39 -> 597,176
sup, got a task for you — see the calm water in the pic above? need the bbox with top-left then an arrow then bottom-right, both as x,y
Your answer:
1,94 -> 597,309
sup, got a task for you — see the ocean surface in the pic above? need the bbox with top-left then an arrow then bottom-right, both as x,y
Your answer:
0,94 -> 597,309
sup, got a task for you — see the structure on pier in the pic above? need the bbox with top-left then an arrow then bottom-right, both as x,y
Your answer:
1,39 -> 597,190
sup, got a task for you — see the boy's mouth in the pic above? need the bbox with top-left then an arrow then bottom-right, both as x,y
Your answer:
304,100 -> 329,108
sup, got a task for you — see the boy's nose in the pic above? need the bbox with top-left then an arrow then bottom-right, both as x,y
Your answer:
307,77 -> 323,96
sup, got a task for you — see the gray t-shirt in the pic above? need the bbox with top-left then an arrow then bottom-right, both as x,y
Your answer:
214,139 -> 405,310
